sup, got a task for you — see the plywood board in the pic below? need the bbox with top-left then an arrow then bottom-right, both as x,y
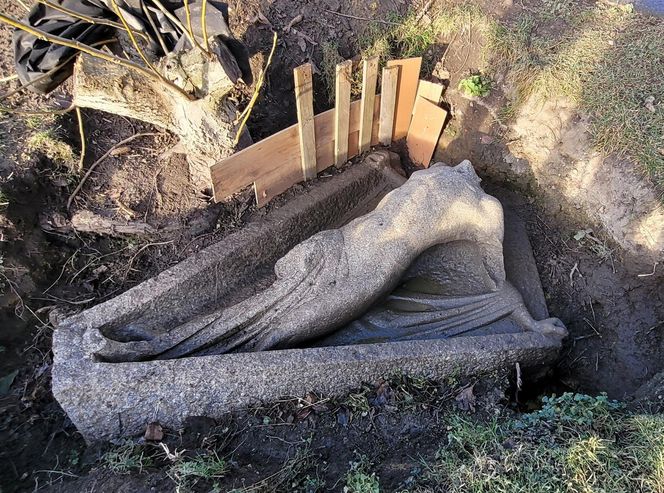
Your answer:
294,63 -> 317,180
334,60 -> 352,166
386,57 -> 422,140
378,66 -> 399,146
254,97 -> 381,206
406,96 -> 448,167
414,80 -> 444,109
358,56 -> 378,153
211,124 -> 300,201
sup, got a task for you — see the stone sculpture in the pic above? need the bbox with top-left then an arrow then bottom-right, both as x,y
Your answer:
96,161 -> 566,362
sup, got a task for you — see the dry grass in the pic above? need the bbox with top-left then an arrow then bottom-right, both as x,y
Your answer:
486,3 -> 664,189
26,128 -> 76,167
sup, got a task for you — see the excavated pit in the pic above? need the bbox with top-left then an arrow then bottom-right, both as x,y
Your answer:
52,153 -> 562,442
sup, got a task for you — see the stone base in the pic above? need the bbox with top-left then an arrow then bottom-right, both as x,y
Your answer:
53,152 -> 562,443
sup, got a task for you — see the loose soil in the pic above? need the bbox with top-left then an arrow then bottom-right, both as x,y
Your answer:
0,0 -> 662,491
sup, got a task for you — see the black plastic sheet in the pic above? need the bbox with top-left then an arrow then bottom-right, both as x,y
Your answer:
12,1 -> 245,94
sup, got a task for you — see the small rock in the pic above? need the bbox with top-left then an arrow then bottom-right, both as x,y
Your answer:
144,422 -> 163,441
644,96 -> 656,113
432,61 -> 450,81
297,35 -> 307,53
109,145 -> 131,157
324,0 -> 341,11
283,14 -> 303,33
479,134 -> 494,145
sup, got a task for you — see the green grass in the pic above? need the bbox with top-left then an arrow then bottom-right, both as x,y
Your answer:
102,441 -> 153,474
414,393 -> 664,492
320,4 -> 493,100
26,128 -> 76,167
229,447 -> 321,493
168,452 -> 228,489
320,1 -> 663,188
485,3 -> 664,188
344,456 -> 380,493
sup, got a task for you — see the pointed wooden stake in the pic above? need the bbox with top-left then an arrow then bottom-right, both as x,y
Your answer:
378,65 -> 399,146
386,57 -> 422,140
294,63 -> 317,180
359,56 -> 378,153
334,60 -> 352,167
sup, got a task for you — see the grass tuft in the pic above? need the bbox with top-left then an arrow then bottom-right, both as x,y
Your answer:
344,456 -> 380,493
102,441 -> 153,474
320,4 -> 494,100
168,452 -> 228,489
26,128 -> 76,167
414,393 -> 664,493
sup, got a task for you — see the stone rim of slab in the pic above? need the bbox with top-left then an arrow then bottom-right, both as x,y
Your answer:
54,331 -> 559,442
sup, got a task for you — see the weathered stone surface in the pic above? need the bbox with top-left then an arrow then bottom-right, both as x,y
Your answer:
55,331 -> 560,442
90,160 -> 564,362
52,153 -> 566,443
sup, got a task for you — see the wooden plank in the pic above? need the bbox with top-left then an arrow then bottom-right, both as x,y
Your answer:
358,56 -> 378,153
378,65 -> 399,146
211,124 -> 299,201
386,57 -> 422,140
406,95 -> 448,167
414,80 -> 444,109
294,63 -> 317,181
254,96 -> 381,206
334,60 -> 352,167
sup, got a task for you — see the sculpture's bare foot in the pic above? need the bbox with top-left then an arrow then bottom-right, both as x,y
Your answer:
530,317 -> 568,338
509,304 -> 568,339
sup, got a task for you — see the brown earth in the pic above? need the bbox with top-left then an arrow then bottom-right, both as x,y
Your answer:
0,0 -> 662,491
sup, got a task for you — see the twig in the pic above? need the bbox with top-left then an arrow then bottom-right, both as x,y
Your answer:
37,0 -> 150,42
583,317 -> 601,338
0,102 -> 75,116
110,1 -> 163,79
1,38 -> 117,101
234,31 -> 278,146
0,74 -> 18,83
123,240 -> 174,279
569,261 -> 582,286
0,272 -> 48,325
637,262 -> 658,277
323,10 -> 400,25
141,1 -> 169,55
67,132 -> 158,210
201,0 -> 210,53
0,13 -> 192,101
184,0 -> 209,55
440,29 -> 459,67
43,249 -> 79,294
75,107 -> 85,172
150,0 -> 197,49
647,321 -> 663,335
40,294 -> 95,305
414,0 -> 434,24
